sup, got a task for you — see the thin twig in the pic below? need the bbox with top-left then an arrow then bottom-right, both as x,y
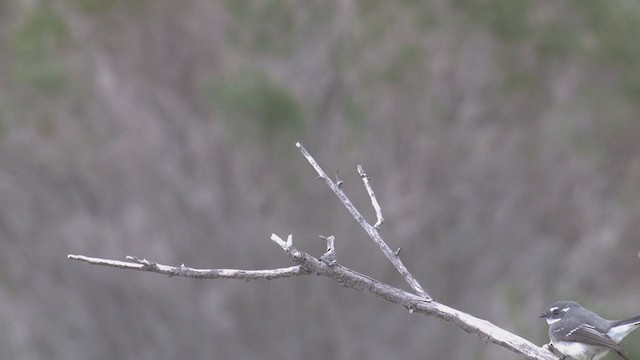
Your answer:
67,254 -> 305,280
319,235 -> 337,265
295,142 -> 430,300
357,165 -> 384,228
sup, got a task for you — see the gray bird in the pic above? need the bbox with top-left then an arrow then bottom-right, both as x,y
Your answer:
540,301 -> 640,360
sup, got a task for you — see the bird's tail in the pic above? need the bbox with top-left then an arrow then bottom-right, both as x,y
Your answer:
614,315 -> 640,327
609,315 -> 640,343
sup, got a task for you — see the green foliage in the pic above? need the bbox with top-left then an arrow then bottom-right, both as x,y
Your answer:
12,3 -> 69,64
533,20 -> 584,59
13,60 -> 68,93
502,68 -> 542,94
343,95 -> 367,144
453,0 -> 640,66
65,0 -> 143,15
0,111 -> 5,141
575,0 -> 640,64
559,2 -> 640,169
356,1 -> 393,45
0,96 -> 22,142
66,0 -> 123,13
562,100 -> 640,173
357,0 -> 437,35
412,3 -> 439,31
453,0 -> 532,43
10,3 -> 70,93
343,96 -> 365,127
573,0 -> 640,97
224,1 -> 332,55
205,71 -> 305,143
380,42 -> 426,85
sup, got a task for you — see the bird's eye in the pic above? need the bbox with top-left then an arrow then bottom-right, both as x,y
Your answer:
551,309 -> 559,315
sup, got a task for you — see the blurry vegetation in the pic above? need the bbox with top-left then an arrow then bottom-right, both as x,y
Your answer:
569,114 -> 640,175
9,3 -> 70,93
532,19 -> 585,60
4,1 -> 640,359
379,42 -> 427,86
501,67 -> 543,94
343,96 -> 366,132
224,0 -> 333,55
203,71 -> 305,143
575,0 -> 640,65
454,0 -> 640,91
355,1 -> 394,44
564,1 -> 640,171
353,0 -> 437,45
451,0 -> 640,175
453,0 -> 532,43
66,0 -> 125,14
0,110 -> 5,140
574,0 -> 640,99
401,0 -> 439,31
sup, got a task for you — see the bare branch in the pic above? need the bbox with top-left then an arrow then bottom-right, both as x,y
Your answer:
67,145 -> 559,360
295,142 -> 430,300
271,234 -> 556,360
357,165 -> 384,228
67,254 -> 305,280
69,234 -> 555,360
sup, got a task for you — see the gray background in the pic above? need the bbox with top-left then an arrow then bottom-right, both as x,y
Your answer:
1,1 -> 640,359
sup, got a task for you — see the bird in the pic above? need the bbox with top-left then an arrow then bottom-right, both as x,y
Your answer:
540,301 -> 640,360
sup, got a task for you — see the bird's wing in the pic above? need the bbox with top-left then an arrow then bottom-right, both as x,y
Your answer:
552,324 -> 629,360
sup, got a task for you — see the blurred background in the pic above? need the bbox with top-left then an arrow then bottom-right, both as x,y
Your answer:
1,0 -> 640,359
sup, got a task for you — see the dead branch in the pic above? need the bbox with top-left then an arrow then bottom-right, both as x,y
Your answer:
295,142 -> 430,300
357,164 -> 384,228
67,142 -> 557,360
67,254 -> 305,280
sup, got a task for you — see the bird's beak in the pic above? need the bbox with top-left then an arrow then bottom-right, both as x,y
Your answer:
539,313 -> 547,318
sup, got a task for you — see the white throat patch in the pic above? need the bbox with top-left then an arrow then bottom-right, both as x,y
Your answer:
546,317 -> 561,325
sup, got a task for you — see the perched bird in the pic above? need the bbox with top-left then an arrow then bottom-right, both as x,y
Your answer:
540,301 -> 640,360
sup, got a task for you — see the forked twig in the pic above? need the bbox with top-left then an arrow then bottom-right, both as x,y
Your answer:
295,142 -> 430,299
67,142 -> 557,360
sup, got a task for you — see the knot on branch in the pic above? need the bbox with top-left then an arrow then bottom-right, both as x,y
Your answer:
126,256 -> 159,271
